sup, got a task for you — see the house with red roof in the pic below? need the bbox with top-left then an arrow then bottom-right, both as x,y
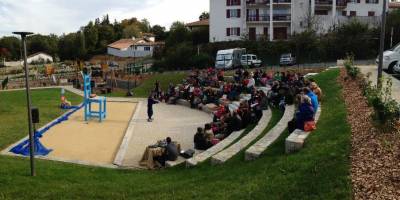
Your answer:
107,34 -> 164,58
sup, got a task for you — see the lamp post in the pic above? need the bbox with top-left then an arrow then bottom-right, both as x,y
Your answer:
377,0 -> 388,88
13,31 -> 35,176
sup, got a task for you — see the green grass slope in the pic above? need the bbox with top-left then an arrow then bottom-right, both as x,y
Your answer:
0,69 -> 351,200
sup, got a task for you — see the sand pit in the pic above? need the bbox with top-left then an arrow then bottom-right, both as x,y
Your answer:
121,101 -> 211,168
40,102 -> 136,166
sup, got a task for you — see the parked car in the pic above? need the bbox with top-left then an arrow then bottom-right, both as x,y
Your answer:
241,54 -> 262,68
376,42 -> 400,73
393,62 -> 400,74
215,48 -> 246,70
280,53 -> 296,66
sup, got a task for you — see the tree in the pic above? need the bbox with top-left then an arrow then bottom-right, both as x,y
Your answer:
84,21 -> 99,54
166,21 -> 191,46
199,12 -> 209,20
192,27 -> 209,45
139,19 -> 151,33
0,36 -> 21,60
151,25 -> 167,41
123,24 -> 141,39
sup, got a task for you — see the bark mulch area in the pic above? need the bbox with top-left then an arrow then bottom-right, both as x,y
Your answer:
339,68 -> 400,199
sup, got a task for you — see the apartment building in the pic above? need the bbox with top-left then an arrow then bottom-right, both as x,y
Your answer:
210,0 -> 385,42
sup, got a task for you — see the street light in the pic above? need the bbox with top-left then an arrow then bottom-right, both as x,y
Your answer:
377,0 -> 388,88
13,31 -> 35,176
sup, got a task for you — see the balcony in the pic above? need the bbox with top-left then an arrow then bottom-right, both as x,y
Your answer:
273,14 -> 291,21
315,0 -> 347,7
247,14 -> 270,22
246,0 -> 270,6
273,0 -> 291,3
248,34 -> 269,41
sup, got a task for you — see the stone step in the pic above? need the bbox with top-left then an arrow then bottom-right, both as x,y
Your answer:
186,129 -> 245,167
210,109 -> 272,165
285,107 -> 322,154
245,105 -> 295,161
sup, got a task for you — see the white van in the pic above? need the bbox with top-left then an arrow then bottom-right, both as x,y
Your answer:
376,42 -> 400,73
241,54 -> 262,68
215,48 -> 245,70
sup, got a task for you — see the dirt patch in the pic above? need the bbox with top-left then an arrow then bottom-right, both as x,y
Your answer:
338,68 -> 400,199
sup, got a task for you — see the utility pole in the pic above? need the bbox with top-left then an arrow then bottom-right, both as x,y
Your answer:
377,0 -> 387,88
13,31 -> 35,176
390,27 -> 394,48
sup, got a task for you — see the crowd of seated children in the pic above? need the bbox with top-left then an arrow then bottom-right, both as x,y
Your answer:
153,67 -> 322,151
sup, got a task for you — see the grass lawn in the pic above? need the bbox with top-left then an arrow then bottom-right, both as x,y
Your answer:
0,69 -> 351,199
98,72 -> 187,98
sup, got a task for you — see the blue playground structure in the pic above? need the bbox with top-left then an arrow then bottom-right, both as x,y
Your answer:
83,74 -> 107,122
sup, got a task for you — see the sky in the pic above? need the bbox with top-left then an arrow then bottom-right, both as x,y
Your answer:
0,0 -> 209,37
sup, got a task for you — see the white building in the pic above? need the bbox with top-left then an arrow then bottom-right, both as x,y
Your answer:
107,34 -> 163,58
210,0 -> 386,42
26,52 -> 53,64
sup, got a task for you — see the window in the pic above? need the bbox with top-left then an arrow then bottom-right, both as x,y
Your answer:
368,11 -> 375,16
342,11 -> 347,16
144,46 -> 151,51
366,0 -> 379,3
227,9 -> 241,18
226,27 -> 241,36
350,11 -> 357,17
315,10 -> 328,15
227,0 -> 241,6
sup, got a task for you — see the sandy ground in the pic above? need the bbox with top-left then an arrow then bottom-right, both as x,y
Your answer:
121,102 -> 211,168
41,102 -> 136,165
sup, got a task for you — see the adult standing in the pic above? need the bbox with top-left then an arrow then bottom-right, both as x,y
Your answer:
147,94 -> 159,122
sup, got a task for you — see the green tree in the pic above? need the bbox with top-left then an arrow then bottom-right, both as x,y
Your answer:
166,21 -> 191,46
0,36 -> 21,60
199,12 -> 209,20
151,25 -> 167,41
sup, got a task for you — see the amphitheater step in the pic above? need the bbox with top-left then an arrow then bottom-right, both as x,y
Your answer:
285,107 -> 322,154
210,109 -> 272,165
186,129 -> 246,167
245,105 -> 295,161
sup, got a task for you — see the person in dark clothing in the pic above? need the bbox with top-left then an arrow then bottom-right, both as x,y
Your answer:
154,81 -> 160,99
147,94 -> 159,122
164,137 -> 179,161
194,127 -> 208,150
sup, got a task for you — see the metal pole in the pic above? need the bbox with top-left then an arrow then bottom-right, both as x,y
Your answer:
377,0 -> 387,88
13,32 -> 35,176
390,27 -> 394,48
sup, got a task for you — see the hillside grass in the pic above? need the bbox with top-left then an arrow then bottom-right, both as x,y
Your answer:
0,69 -> 351,199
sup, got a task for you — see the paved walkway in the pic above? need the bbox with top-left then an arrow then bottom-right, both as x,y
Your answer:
359,65 -> 400,103
121,101 -> 211,168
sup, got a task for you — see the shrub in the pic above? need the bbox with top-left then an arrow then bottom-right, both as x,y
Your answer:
362,75 -> 400,130
344,54 -> 359,79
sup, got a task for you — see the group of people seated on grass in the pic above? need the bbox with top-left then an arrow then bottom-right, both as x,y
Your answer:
152,67 -> 323,151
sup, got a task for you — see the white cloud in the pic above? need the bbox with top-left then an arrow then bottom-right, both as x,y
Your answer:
0,0 -> 209,36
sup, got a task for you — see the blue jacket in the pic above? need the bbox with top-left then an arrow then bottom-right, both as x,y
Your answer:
296,103 -> 315,130
307,92 -> 319,113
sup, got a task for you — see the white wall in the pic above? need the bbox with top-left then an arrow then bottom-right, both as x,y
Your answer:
26,53 -> 53,64
345,0 -> 384,16
210,0 -> 246,42
107,45 -> 154,58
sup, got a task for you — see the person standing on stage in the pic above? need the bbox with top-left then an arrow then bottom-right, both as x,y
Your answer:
147,93 -> 159,122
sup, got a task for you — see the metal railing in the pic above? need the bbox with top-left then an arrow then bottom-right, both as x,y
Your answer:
247,14 -> 270,22
273,14 -> 291,21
